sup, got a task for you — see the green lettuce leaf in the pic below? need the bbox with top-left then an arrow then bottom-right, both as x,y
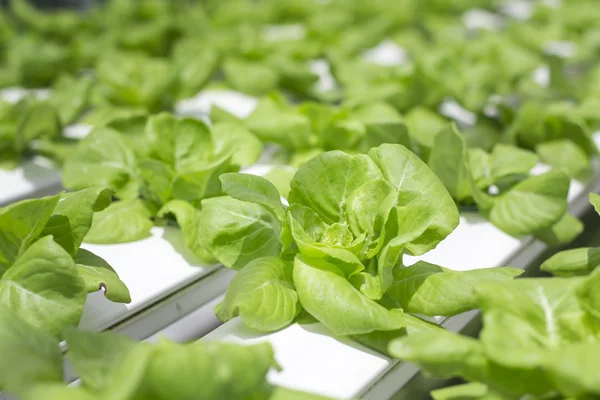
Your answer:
62,127 -> 141,200
476,278 -> 591,369
0,236 -> 86,335
428,124 -> 472,202
84,199 -> 154,244
541,247 -> 600,277
0,194 -> 60,275
215,256 -> 300,331
198,196 -> 283,269
220,173 -> 286,220
40,187 -> 114,255
74,249 -> 131,303
0,305 -> 62,393
157,200 -> 215,263
488,171 -> 570,237
386,262 -> 523,316
293,255 -> 405,336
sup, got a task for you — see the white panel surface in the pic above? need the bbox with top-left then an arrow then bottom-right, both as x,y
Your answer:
0,157 -> 61,206
175,90 -> 258,118
205,319 -> 392,399
0,124 -> 92,206
78,226 -> 221,332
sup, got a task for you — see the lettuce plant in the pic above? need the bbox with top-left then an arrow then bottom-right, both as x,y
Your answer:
49,74 -> 94,125
2,35 -> 72,88
0,188 -> 130,336
10,0 -> 85,42
198,144 -> 521,335
540,194 -> 600,277
62,113 -> 262,260
0,98 -> 62,169
93,52 -> 178,113
215,93 -> 415,157
428,123 -> 580,245
389,260 -> 600,399
0,309 -> 336,400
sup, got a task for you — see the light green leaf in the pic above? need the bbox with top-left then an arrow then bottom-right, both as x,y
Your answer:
62,127 -> 141,200
536,139 -> 590,178
84,199 -> 154,244
211,123 -> 263,168
469,148 -> 491,186
157,200 -> 215,263
171,155 -> 232,202
376,203 -> 435,281
476,278 -> 588,369
144,115 -> 233,203
51,74 -> 94,125
147,340 -> 276,400
590,192 -> 600,215
576,268 -> 600,322
74,248 -> 131,303
0,194 -> 60,275
352,313 -> 442,356
198,196 -> 282,269
95,52 -> 175,112
368,144 -> 459,255
81,106 -> 147,127
14,101 -> 62,152
389,327 -> 554,396
404,106 -> 448,153
0,236 -> 86,335
541,247 -> 600,277
545,341 -> 600,397
246,95 -> 314,150
489,144 -> 538,180
389,329 -> 488,381
107,115 -> 151,158
287,209 -> 364,278
293,255 -> 405,335
428,124 -> 472,202
344,179 -> 397,259
534,213 -> 584,246
352,102 -> 412,152
387,262 -> 523,317
63,328 -> 142,393
93,343 -> 152,400
220,173 -> 286,220
174,48 -> 218,99
263,166 -> 296,198
146,113 -> 213,170
210,104 -> 242,125
140,159 -> 175,207
289,151 -> 382,225
488,171 -> 570,237
41,187 -> 114,255
215,256 -> 300,332
223,58 -> 279,96
0,305 -> 62,393
431,383 -> 490,400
